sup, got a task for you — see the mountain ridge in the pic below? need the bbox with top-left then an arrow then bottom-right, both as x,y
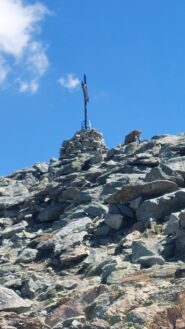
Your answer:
0,129 -> 185,328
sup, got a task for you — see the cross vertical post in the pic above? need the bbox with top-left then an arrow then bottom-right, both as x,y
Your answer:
81,74 -> 90,130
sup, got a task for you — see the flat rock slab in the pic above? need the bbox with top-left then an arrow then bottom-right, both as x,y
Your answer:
137,255 -> 165,268
59,246 -> 89,265
106,180 -> 179,204
0,286 -> 31,313
136,189 -> 185,223
166,157 -> 185,178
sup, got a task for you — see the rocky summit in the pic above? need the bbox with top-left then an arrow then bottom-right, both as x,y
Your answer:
2,130 -> 185,328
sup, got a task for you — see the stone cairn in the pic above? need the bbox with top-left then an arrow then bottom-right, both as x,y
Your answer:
59,128 -> 107,159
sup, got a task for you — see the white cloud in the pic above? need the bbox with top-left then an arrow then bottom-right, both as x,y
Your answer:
0,0 -> 49,92
27,42 -> 49,76
17,78 -> 39,94
0,58 -> 9,84
58,74 -> 80,90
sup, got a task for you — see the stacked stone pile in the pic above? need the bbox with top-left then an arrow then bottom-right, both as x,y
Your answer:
59,129 -> 107,158
1,131 -> 185,328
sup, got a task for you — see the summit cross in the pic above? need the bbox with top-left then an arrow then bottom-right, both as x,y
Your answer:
81,74 -> 90,130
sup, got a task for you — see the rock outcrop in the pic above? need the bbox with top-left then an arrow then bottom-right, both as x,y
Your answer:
1,129 -> 185,328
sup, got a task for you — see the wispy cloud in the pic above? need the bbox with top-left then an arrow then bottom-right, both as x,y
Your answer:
0,0 -> 49,93
58,74 -> 80,90
17,78 -> 39,94
0,57 -> 9,84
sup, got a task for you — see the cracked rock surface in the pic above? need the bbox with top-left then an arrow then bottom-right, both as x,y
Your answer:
1,129 -> 185,328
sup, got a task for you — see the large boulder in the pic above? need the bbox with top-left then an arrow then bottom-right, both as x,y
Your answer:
136,189 -> 185,224
165,156 -> 185,178
145,164 -> 184,187
106,180 -> 179,204
0,286 -> 31,312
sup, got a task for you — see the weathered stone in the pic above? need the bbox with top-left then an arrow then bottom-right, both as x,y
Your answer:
2,130 -> 185,328
136,189 -> 185,223
137,255 -> 165,267
16,248 -> 38,263
132,240 -> 157,263
145,164 -> 184,187
104,214 -> 123,230
59,246 -> 89,265
163,212 -> 180,235
118,231 -> 141,249
129,197 -> 143,210
58,187 -> 79,202
21,278 -> 40,299
109,203 -> 133,217
179,210 -> 185,228
0,221 -> 28,239
106,180 -> 179,204
129,156 -> 160,167
37,203 -> 67,222
60,129 -> 107,159
74,187 -> 102,204
0,313 -> 46,329
0,286 -> 31,312
165,156 -> 185,178
33,162 -> 48,173
83,203 -> 108,218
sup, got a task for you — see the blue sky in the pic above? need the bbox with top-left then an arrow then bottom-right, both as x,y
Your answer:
0,0 -> 185,175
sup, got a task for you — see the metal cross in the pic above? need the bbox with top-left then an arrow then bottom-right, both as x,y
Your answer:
81,74 -> 90,130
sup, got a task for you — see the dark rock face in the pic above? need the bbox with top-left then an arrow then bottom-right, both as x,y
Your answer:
1,130 -> 185,328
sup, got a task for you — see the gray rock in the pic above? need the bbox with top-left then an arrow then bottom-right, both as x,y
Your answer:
59,245 -> 89,265
129,155 -> 160,167
58,187 -> 80,202
118,231 -> 141,249
109,203 -> 133,217
33,162 -> 48,173
57,279 -> 78,290
21,277 -> 40,299
60,129 -> 107,158
106,264 -> 140,284
132,240 -> 157,263
163,212 -> 180,235
82,250 -> 108,276
16,248 -> 38,263
136,189 -> 185,223
165,156 -> 185,178
0,286 -> 31,312
101,173 -> 144,196
74,187 -> 102,204
58,217 -> 92,237
137,255 -> 165,267
59,160 -> 82,175
37,203 -> 67,222
179,210 -> 185,228
0,196 -> 28,210
94,225 -> 111,236
129,197 -> 143,210
105,214 -> 123,230
83,203 -> 108,218
38,217 -> 91,256
91,151 -> 104,164
106,180 -> 179,204
0,221 -> 28,239
145,164 -> 184,187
